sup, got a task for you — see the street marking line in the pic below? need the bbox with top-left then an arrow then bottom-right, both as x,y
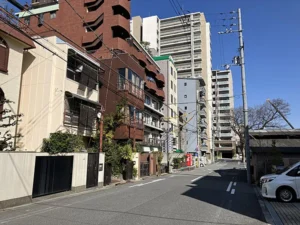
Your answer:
233,182 -> 237,186
231,189 -> 235,194
129,178 -> 165,188
191,176 -> 203,182
226,181 -> 233,192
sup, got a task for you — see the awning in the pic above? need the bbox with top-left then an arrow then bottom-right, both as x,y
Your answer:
65,91 -> 101,107
143,147 -> 151,152
175,149 -> 184,153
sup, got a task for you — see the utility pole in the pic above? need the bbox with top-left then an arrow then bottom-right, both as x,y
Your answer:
218,8 -> 251,184
237,8 -> 251,185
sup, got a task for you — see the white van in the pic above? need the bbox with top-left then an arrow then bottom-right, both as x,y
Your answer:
260,162 -> 300,202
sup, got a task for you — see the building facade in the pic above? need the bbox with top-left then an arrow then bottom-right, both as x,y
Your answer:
153,55 -> 178,151
19,0 -> 165,146
0,19 -> 35,150
178,108 -> 187,152
212,70 -> 235,158
17,36 -> 102,151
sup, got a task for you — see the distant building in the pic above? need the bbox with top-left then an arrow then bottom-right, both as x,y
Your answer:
212,70 -> 235,158
178,108 -> 187,152
153,55 -> 178,151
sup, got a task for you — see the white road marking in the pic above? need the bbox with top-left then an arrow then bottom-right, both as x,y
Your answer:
231,189 -> 236,194
129,178 -> 165,188
233,182 -> 237,186
191,176 -> 203,182
226,181 -> 233,192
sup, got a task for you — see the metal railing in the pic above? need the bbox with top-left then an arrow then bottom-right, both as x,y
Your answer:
117,80 -> 144,100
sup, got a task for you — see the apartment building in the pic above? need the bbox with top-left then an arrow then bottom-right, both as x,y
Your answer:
18,0 -> 165,146
153,55 -> 178,151
212,70 -> 235,158
0,18 -> 35,150
131,12 -> 213,161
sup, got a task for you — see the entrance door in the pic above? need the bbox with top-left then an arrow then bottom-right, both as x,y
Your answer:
32,156 -> 73,198
86,153 -> 99,188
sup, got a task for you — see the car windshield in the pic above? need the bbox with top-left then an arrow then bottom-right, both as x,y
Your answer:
276,163 -> 299,174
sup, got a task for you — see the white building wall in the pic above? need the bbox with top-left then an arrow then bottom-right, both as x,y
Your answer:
0,32 -> 28,149
0,152 -> 105,209
142,16 -> 160,54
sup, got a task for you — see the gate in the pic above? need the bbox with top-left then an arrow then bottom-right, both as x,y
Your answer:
123,160 -> 134,180
32,156 -> 73,198
86,153 -> 99,188
104,163 -> 112,186
140,162 -> 150,177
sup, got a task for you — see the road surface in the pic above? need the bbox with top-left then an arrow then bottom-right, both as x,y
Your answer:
0,160 -> 267,225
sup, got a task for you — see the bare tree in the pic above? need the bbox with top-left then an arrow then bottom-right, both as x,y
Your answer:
230,98 -> 290,162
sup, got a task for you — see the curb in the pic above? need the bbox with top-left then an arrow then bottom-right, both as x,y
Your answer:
253,186 -> 283,225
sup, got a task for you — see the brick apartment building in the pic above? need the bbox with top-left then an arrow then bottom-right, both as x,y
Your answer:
18,0 -> 165,143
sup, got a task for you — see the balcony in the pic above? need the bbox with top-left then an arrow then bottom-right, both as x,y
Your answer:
142,138 -> 164,147
144,104 -> 164,117
144,122 -> 164,132
199,109 -> 206,117
220,133 -> 232,137
215,147 -> 233,151
198,97 -> 206,105
156,73 -> 165,84
161,29 -> 190,38
156,88 -> 165,100
199,120 -> 207,128
111,0 -> 130,17
114,122 -> 144,141
200,133 -> 207,139
145,80 -> 157,94
160,38 -> 191,47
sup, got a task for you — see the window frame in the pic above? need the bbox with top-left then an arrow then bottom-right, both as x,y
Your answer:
0,37 -> 9,73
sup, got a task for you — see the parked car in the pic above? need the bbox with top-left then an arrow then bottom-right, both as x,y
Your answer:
260,161 -> 300,202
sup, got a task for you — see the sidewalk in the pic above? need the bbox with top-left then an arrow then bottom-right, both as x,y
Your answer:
254,186 -> 300,225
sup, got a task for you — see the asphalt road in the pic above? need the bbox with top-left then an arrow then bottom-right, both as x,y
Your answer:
0,160 -> 267,225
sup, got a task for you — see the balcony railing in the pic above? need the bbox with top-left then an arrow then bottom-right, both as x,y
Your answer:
117,80 -> 144,100
142,138 -> 164,147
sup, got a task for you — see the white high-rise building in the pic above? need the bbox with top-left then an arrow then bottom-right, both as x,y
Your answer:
131,12 -> 213,163
212,70 -> 235,159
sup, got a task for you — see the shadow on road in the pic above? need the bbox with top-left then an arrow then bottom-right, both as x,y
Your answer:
181,167 -> 266,223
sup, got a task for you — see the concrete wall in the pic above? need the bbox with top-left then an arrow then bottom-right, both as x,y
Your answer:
17,36 -> 99,151
130,16 -> 142,42
0,32 -> 28,150
0,152 -> 105,209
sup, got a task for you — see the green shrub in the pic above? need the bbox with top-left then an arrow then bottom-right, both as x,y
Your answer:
41,131 -> 84,154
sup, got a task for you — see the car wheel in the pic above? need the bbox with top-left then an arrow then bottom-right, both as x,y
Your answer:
277,187 -> 295,203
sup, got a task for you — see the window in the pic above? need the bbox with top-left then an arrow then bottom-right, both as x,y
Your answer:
171,109 -> 174,117
174,98 -> 176,104
174,72 -> 176,79
145,95 -> 151,105
173,138 -> 177,145
50,11 -> 56,19
171,124 -> 174,131
64,96 -> 97,131
171,94 -> 173,103
184,95 -> 187,98
0,88 -> 4,120
174,84 -> 176,93
24,17 -> 30,25
66,49 -> 98,90
0,37 -> 9,72
171,80 -> 173,90
184,82 -> 187,86
153,100 -> 159,110
144,113 -> 151,124
171,67 -> 173,75
185,106 -> 187,110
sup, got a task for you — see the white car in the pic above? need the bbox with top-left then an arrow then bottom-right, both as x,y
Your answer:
260,161 -> 300,202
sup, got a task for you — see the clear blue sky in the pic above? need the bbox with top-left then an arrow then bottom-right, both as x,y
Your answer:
131,0 -> 300,128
